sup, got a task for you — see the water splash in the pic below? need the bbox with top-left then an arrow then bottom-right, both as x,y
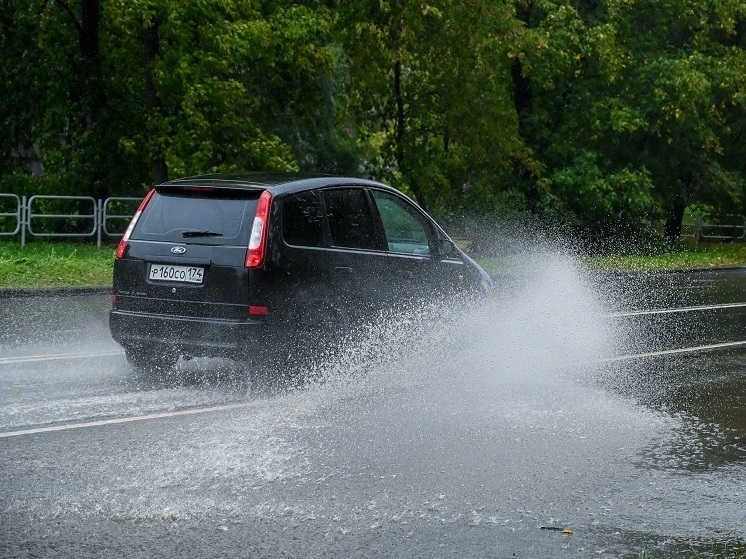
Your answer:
4,245 -> 745,551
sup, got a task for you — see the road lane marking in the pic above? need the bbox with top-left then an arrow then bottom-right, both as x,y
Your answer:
2,339 -> 745,439
0,401 -> 253,438
605,302 -> 746,317
2,302 -> 745,438
0,350 -> 123,366
598,340 -> 746,362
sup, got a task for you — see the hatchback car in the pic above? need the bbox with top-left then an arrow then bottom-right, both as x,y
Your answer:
109,174 -> 492,373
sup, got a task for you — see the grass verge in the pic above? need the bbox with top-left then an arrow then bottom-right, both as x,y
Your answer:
0,241 -> 115,289
584,243 -> 746,272
476,243 -> 746,277
2,241 -> 746,290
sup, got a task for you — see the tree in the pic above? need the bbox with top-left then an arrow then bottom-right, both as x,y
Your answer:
510,0 -> 746,240
2,0 -> 744,244
108,0 -> 344,182
0,0 -> 151,197
2,0 -> 349,196
336,0 -> 531,216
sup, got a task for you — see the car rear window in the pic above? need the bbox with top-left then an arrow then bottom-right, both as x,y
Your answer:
133,189 -> 260,245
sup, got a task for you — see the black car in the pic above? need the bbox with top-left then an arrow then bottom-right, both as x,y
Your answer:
109,174 -> 492,373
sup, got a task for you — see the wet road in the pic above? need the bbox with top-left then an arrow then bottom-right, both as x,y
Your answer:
1,257 -> 745,558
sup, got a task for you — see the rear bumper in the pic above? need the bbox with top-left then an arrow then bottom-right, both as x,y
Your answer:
109,310 -> 266,358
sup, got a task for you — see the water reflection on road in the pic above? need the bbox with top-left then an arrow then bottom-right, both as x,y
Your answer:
602,350 -> 746,471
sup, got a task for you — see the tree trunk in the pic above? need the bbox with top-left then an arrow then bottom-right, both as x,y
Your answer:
71,0 -> 105,124
511,57 -> 532,116
394,59 -> 405,173
393,59 -> 424,208
143,17 -> 168,184
664,197 -> 687,240
81,0 -> 108,198
59,0 -> 107,197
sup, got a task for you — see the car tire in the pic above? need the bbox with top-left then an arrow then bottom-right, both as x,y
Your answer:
284,301 -> 351,377
123,344 -> 179,374
249,300 -> 350,392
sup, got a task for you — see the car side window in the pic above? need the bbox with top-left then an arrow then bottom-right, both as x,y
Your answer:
370,190 -> 432,256
323,188 -> 385,251
282,191 -> 325,248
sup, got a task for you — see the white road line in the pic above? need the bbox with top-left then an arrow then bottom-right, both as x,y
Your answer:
0,349 -> 124,365
2,302 -> 745,438
2,339 -> 746,439
0,401 -> 253,439
605,302 -> 746,317
598,340 -> 746,363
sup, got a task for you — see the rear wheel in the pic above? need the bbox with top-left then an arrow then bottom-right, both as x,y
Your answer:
284,302 -> 351,378
247,301 -> 351,393
123,344 -> 179,374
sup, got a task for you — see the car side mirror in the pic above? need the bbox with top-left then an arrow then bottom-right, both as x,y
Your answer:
437,238 -> 456,257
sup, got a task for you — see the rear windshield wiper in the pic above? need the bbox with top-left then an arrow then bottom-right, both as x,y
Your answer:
182,230 -> 224,238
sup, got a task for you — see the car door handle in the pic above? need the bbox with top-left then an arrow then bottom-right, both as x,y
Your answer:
335,267 -> 353,275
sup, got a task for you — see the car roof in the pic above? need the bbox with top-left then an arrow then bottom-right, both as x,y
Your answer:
158,173 -> 396,196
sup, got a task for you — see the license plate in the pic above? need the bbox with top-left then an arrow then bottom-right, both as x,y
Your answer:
149,264 -> 204,284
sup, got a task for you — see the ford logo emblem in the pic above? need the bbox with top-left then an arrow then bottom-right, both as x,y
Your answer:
171,246 -> 187,255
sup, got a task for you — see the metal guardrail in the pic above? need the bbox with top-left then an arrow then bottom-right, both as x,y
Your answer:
27,195 -> 98,238
0,194 -> 142,248
0,194 -> 22,237
101,197 -> 142,237
2,193 -> 745,249
680,213 -> 746,246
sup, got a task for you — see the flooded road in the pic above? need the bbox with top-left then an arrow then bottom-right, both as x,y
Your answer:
1,259 -> 745,558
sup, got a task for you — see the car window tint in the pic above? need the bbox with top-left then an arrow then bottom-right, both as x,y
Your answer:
323,188 -> 385,251
282,191 -> 325,247
371,190 -> 432,256
135,191 -> 257,244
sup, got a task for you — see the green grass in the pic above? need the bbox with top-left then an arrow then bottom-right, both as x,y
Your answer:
2,240 -> 746,290
475,243 -> 746,277
585,243 -> 746,272
0,241 -> 116,289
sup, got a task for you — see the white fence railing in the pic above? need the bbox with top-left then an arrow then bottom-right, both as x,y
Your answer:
680,213 -> 746,247
0,194 -> 142,248
2,193 -> 745,249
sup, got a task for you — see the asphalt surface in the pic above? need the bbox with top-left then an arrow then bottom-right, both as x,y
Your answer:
2,259 -> 746,558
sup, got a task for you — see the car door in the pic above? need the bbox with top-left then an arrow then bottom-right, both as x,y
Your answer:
368,188 -> 470,303
274,189 -> 332,313
319,186 -> 392,316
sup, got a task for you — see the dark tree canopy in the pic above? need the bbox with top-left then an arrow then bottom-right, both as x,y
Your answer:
1,0 -> 744,243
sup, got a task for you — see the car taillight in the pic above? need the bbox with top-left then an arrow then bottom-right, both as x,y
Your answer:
249,305 -> 268,317
115,189 -> 155,259
245,190 -> 272,268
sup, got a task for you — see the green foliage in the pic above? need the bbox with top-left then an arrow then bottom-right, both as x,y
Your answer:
550,150 -> 655,236
337,0 -> 528,214
109,0 -> 340,177
512,0 -> 746,239
0,0 -> 744,242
